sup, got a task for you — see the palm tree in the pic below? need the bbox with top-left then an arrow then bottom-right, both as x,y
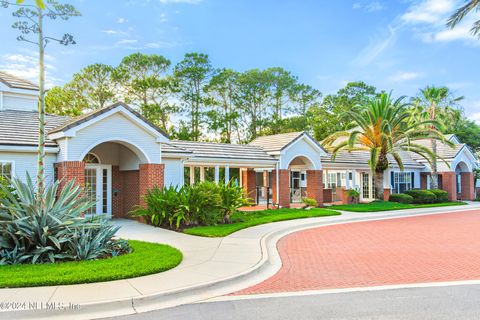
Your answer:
447,0 -> 480,37
323,93 -> 445,200
411,86 -> 463,189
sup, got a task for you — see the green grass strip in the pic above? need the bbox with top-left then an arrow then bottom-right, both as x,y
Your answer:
184,208 -> 341,237
330,201 -> 467,212
0,240 -> 182,288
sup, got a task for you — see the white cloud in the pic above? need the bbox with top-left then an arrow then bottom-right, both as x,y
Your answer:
158,0 -> 202,3
389,71 -> 423,82
353,24 -> 398,66
116,39 -> 138,45
401,0 -> 480,45
144,41 -> 177,48
352,1 -> 384,13
0,53 -> 60,87
117,17 -> 128,24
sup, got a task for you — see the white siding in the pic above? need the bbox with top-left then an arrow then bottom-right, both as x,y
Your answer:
163,158 -> 184,188
2,93 -> 37,111
279,137 -> 322,170
57,112 -> 161,164
0,151 -> 57,185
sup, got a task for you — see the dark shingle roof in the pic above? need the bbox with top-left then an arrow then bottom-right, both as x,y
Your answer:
0,110 -> 70,147
171,140 -> 275,161
0,71 -> 39,91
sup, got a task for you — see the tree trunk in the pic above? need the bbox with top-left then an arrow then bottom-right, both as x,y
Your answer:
36,8 -> 45,198
430,139 -> 438,190
374,170 -> 385,200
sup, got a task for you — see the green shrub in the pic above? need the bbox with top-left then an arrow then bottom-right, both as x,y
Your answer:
347,189 -> 360,198
302,197 -> 318,208
429,189 -> 449,203
404,189 -> 437,204
133,181 -> 250,229
0,175 -> 128,265
389,193 -> 414,204
219,180 -> 251,222
0,175 -> 13,200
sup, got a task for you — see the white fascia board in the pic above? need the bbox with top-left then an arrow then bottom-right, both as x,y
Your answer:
184,157 -> 278,168
0,145 -> 59,153
49,106 -> 168,142
162,153 -> 192,159
281,134 -> 327,156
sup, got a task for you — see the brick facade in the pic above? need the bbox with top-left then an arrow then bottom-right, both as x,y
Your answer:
277,169 -> 290,208
54,161 -> 85,189
461,172 -> 475,201
121,170 -> 140,215
440,171 -> 457,201
383,188 -> 391,201
306,170 -> 323,207
241,169 -> 257,201
139,163 -> 165,208
420,172 -> 429,190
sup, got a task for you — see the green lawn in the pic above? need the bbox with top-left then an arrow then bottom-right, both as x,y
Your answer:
0,240 -> 182,288
330,201 -> 467,212
183,208 -> 341,237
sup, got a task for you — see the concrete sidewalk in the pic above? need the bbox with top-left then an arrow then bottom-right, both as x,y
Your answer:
2,203 -> 480,320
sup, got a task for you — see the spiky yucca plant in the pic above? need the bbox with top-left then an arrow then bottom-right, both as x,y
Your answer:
0,175 -> 125,265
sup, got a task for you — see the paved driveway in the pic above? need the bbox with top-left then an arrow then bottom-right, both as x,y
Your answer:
235,210 -> 480,294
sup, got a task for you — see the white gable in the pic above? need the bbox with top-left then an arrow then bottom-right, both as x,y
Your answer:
279,135 -> 325,170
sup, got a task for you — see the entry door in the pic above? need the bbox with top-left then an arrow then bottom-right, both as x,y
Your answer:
361,172 -> 373,201
84,164 -> 112,217
290,171 -> 302,202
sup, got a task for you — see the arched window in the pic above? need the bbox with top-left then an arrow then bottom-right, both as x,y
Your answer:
83,153 -> 100,164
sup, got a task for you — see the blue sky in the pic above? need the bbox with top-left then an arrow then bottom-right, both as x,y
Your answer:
1,0 -> 479,121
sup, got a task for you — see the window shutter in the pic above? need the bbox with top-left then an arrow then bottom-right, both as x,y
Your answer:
411,172 -> 415,189
390,171 -> 394,189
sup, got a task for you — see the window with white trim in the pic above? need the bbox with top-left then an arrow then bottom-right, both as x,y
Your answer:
0,162 -> 13,179
391,171 -> 414,194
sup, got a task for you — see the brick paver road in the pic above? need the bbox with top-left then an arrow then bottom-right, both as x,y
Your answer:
235,210 -> 480,294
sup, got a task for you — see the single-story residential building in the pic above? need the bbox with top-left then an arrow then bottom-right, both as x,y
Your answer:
0,72 -> 477,218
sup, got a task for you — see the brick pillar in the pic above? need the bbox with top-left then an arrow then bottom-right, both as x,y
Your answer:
111,166 -> 123,218
276,169 -> 290,208
55,161 -> 85,189
139,164 -> 165,207
306,170 -> 323,207
440,172 -> 457,201
241,169 -> 257,201
271,170 -> 278,205
461,172 -> 474,201
384,188 -> 391,201
420,172 -> 429,190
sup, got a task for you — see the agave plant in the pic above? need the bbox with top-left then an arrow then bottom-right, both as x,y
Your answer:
0,174 -> 126,265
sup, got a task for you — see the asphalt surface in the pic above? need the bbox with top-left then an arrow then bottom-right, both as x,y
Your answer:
107,284 -> 480,320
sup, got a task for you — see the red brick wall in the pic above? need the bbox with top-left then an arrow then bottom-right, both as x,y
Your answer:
461,172 -> 474,201
323,188 -> 333,203
420,173 -> 429,190
440,172 -> 457,201
384,188 -> 391,201
306,170 -> 323,207
277,169 -> 290,208
111,166 -> 123,218
139,163 -> 164,208
120,170 -> 140,215
242,169 -> 257,200
55,161 -> 85,189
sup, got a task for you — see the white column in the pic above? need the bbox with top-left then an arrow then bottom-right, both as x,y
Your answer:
345,170 -> 351,189
214,165 -> 220,183
189,166 -> 195,185
352,170 -> 357,190
200,166 -> 205,182
225,165 -> 230,184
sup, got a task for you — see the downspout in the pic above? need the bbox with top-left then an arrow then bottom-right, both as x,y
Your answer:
276,162 -> 280,208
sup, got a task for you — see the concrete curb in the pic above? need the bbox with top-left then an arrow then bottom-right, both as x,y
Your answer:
4,204 -> 480,320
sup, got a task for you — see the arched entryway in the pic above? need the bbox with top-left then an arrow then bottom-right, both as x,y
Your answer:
81,140 -> 148,218
287,155 -> 316,203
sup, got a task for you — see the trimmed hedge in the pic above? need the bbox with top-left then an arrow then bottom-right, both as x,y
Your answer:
389,193 -> 414,204
404,190 -> 437,204
429,189 -> 449,202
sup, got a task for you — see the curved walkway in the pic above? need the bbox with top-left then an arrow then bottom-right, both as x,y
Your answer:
234,209 -> 480,295
2,204 -> 480,319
